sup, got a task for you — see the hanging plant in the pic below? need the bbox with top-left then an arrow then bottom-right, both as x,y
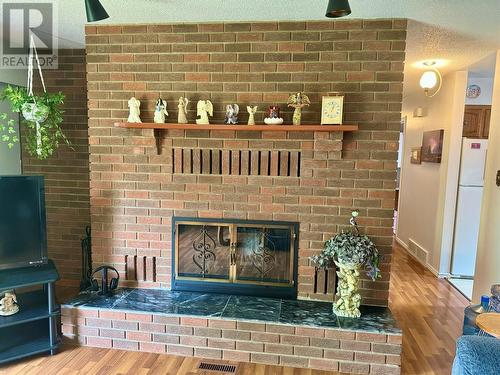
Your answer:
0,35 -> 68,160
0,86 -> 67,159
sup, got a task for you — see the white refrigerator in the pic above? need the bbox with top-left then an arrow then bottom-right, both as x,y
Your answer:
451,138 -> 488,277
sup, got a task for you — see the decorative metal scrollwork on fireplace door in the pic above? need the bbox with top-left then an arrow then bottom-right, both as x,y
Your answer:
192,225 -> 217,275
252,230 -> 276,279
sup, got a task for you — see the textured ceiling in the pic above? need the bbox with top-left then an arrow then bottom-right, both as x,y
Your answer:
5,0 -> 499,93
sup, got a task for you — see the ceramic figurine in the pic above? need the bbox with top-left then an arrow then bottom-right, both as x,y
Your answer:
0,291 -> 19,316
287,92 -> 311,125
224,104 -> 239,125
247,105 -> 258,125
264,105 -> 283,125
178,96 -> 189,124
196,100 -> 213,125
127,97 -> 141,123
153,97 -> 169,124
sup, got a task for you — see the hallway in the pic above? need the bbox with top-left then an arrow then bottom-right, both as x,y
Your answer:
0,244 -> 469,375
390,244 -> 469,374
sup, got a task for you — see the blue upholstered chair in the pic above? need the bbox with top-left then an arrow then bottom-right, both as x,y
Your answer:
452,335 -> 500,375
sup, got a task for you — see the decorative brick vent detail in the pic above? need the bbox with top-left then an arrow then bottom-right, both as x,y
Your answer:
125,255 -> 157,282
172,148 -> 301,177
314,267 -> 337,295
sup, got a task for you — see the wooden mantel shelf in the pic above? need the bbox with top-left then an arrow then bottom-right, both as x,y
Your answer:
114,122 -> 358,132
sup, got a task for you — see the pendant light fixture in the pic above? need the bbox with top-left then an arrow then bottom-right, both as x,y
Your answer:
325,0 -> 352,18
85,0 -> 109,22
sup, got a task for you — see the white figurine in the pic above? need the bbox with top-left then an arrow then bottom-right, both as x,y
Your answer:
154,97 -> 169,124
287,92 -> 311,125
178,97 -> 189,124
127,97 -> 141,123
196,100 -> 213,125
0,291 -> 19,316
247,105 -> 258,125
224,104 -> 239,125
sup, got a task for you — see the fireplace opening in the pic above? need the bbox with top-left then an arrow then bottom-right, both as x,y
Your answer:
172,217 -> 299,299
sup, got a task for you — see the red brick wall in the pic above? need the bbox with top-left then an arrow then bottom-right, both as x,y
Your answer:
21,49 -> 90,284
62,305 -> 402,374
85,20 -> 406,305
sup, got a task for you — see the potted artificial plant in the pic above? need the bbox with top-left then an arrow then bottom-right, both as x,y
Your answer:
0,85 -> 66,160
311,211 -> 381,318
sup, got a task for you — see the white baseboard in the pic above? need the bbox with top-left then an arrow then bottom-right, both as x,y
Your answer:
394,236 -> 408,249
394,236 -> 440,277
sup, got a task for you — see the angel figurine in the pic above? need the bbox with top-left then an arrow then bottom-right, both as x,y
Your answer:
0,291 -> 19,316
247,105 -> 258,125
287,92 -> 311,125
127,97 -> 141,123
196,100 -> 213,125
178,97 -> 189,124
224,104 -> 239,125
153,97 -> 169,124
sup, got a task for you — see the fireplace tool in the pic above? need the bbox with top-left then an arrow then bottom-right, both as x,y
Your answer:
79,226 -> 93,291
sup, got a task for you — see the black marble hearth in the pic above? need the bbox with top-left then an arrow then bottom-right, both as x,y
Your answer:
64,288 -> 401,335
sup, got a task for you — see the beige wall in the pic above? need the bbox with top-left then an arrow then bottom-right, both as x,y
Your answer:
472,50 -> 500,302
397,71 -> 467,274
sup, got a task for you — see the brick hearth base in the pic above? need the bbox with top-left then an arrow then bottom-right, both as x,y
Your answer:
61,292 -> 402,374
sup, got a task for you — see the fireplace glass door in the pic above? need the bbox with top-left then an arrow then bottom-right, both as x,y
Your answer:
177,223 -> 232,280
235,226 -> 293,285
173,218 -> 297,298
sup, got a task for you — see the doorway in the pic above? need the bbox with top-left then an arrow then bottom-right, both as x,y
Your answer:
448,54 -> 496,300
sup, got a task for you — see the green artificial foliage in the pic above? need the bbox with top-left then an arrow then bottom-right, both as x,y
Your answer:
311,213 -> 381,281
0,85 -> 68,159
0,113 -> 18,149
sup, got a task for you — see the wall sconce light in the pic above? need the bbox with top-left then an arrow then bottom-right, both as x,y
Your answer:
325,0 -> 351,18
85,0 -> 109,22
419,61 -> 442,97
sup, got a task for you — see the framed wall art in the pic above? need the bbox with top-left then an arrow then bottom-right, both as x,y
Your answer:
421,129 -> 444,163
321,95 -> 344,125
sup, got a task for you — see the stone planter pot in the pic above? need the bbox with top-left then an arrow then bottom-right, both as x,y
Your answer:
21,102 -> 49,123
333,260 -> 362,318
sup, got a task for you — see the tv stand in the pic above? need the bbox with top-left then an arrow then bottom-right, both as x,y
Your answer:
0,260 -> 60,364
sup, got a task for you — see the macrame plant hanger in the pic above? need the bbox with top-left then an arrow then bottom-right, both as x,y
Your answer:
26,34 -> 47,157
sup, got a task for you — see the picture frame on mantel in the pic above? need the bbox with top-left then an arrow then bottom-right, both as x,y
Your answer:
321,94 -> 344,125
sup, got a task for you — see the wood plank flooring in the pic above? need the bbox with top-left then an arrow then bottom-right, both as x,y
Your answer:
389,244 -> 468,374
0,243 -> 468,375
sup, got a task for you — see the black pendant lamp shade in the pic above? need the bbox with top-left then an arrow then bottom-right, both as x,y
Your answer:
326,0 -> 352,18
85,0 -> 109,22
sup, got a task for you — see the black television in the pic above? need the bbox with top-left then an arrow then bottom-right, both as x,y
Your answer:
0,175 -> 48,270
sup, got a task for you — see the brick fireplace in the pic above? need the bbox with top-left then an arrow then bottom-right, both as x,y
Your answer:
86,19 -> 406,306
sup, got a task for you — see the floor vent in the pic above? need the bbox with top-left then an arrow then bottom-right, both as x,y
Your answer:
198,362 -> 237,373
408,238 -> 428,265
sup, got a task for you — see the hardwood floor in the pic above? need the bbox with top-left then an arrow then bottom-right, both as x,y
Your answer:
0,244 -> 468,375
389,244 -> 468,374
